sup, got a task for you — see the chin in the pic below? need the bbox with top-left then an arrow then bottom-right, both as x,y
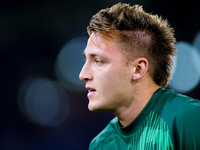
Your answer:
88,103 -> 110,112
88,105 -> 102,112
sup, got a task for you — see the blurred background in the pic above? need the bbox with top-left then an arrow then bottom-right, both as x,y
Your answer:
1,0 -> 200,149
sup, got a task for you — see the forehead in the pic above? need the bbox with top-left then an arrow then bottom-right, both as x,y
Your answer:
83,33 -> 120,57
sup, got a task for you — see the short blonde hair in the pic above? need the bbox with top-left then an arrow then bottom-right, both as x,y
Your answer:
87,3 -> 176,87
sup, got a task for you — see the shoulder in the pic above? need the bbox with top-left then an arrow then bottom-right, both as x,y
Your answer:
162,90 -> 200,149
164,90 -> 200,117
163,89 -> 200,124
171,93 -> 200,130
89,117 -> 118,150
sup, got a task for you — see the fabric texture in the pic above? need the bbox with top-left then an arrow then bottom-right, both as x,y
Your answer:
89,88 -> 200,150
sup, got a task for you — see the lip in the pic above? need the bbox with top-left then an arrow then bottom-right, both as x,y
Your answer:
85,86 -> 97,98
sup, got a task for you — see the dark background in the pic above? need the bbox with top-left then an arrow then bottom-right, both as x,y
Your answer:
1,0 -> 200,149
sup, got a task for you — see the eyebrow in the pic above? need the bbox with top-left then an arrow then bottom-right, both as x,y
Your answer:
83,52 -> 107,61
83,51 -> 98,58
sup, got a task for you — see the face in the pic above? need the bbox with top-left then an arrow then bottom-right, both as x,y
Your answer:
79,33 -> 135,113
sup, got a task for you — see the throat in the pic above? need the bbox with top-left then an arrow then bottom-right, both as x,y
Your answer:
115,100 -> 149,127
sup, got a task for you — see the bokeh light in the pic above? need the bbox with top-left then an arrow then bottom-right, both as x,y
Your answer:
18,76 -> 70,127
194,31 -> 200,50
169,41 -> 200,93
55,36 -> 88,91
2,1 -> 200,149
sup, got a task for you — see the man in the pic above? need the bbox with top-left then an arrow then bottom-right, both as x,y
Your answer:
79,3 -> 200,150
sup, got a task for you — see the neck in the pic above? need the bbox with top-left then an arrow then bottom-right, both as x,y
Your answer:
114,82 -> 160,127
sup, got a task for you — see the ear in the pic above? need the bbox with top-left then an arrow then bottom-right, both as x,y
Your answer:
132,58 -> 149,80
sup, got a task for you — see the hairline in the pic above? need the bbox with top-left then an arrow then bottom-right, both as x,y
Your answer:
87,30 -> 147,66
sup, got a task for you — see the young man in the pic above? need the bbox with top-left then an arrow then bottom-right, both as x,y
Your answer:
79,3 -> 200,150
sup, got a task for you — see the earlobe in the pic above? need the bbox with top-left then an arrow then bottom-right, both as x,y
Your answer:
132,58 -> 148,80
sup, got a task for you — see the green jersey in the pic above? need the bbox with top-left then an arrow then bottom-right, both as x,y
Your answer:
89,88 -> 200,150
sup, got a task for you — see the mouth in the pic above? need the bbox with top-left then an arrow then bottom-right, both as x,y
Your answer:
86,86 -> 96,98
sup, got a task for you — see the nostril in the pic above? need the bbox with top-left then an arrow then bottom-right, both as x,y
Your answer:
84,78 -> 89,81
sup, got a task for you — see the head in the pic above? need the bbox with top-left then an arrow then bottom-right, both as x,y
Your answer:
87,3 -> 176,87
79,3 -> 176,112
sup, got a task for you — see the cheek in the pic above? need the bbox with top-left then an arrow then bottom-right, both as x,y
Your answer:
109,68 -> 131,83
100,70 -> 131,92
95,65 -> 132,94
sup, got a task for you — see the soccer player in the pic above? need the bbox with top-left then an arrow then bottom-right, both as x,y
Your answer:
79,3 -> 200,149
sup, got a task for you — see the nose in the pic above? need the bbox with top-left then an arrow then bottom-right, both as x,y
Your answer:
79,62 -> 92,82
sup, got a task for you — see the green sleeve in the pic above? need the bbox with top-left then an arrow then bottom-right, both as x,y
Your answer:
174,98 -> 200,149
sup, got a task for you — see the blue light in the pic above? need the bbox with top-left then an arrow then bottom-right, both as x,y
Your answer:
55,36 -> 88,91
169,42 -> 200,93
194,31 -> 200,50
18,77 -> 70,127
